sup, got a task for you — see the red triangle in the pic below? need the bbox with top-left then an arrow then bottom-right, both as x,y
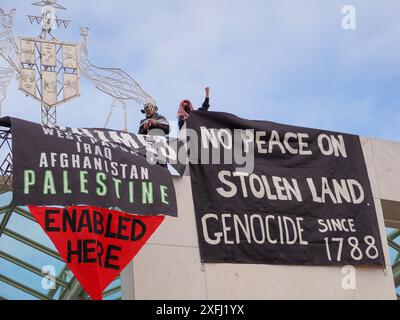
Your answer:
29,206 -> 165,300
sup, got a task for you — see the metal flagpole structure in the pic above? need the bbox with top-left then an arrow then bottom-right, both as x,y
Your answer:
0,0 -> 153,300
1,1 -> 157,130
0,9 -> 18,118
0,0 -> 159,300
21,0 -> 79,127
78,26 -> 156,131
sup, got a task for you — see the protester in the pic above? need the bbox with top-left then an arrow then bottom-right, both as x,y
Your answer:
139,103 -> 170,136
178,87 -> 211,130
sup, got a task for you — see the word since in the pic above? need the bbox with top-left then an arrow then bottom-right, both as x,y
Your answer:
318,219 -> 357,234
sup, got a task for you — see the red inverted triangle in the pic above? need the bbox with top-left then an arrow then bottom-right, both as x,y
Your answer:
29,206 -> 164,300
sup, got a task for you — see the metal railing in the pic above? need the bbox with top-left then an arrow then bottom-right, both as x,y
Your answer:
388,229 -> 400,300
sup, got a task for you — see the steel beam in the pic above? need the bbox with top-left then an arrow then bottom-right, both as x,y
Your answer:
0,273 -> 52,300
13,206 -> 36,222
103,286 -> 122,298
47,265 -> 70,298
0,250 -> 69,288
389,229 -> 400,241
0,204 -> 12,214
0,205 -> 14,238
59,278 -> 85,300
388,238 -> 400,254
3,228 -> 63,261
41,104 -> 57,127
393,260 -> 400,288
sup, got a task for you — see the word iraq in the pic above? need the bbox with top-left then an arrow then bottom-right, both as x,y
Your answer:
43,126 -> 178,162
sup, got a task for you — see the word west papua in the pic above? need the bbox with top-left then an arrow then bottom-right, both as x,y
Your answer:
41,125 -> 178,161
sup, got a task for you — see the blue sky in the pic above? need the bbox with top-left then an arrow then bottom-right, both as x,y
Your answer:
0,0 -> 399,140
0,0 -> 399,299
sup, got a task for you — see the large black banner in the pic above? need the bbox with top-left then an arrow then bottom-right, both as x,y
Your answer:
1,117 -> 180,217
187,111 -> 384,266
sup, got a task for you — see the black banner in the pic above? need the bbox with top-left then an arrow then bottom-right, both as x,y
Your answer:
187,111 -> 384,266
1,117 -> 179,217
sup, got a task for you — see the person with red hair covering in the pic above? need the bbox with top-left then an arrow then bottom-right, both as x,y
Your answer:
178,87 -> 211,130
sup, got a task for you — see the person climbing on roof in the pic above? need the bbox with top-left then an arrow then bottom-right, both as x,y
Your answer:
178,87 -> 211,130
139,102 -> 170,136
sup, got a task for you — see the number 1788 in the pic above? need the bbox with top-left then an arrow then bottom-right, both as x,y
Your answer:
324,236 -> 379,262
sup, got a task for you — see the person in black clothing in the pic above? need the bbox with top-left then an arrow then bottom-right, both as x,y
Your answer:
139,103 -> 170,136
178,87 -> 211,130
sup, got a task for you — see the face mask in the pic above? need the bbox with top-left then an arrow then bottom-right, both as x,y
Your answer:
144,106 -> 155,116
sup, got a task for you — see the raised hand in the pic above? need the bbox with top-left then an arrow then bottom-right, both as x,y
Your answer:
205,86 -> 210,98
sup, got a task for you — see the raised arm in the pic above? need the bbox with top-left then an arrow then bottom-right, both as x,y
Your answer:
199,87 -> 211,111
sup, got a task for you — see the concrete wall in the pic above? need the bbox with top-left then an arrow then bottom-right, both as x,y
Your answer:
361,137 -> 400,229
121,137 -> 399,300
